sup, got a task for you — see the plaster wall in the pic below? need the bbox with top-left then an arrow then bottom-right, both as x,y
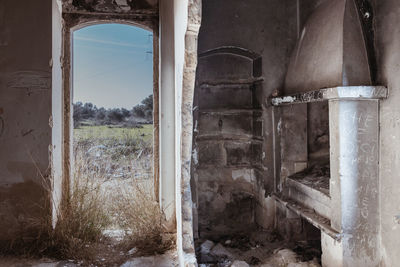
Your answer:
285,0 -> 372,95
374,0 -> 400,265
0,0 -> 53,241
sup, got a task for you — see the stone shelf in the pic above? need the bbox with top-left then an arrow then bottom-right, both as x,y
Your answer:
273,194 -> 340,241
271,86 -> 388,106
274,85 -> 388,265
288,164 -> 330,196
285,164 -> 331,220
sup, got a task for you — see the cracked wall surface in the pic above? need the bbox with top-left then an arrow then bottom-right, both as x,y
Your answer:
192,0 -> 300,238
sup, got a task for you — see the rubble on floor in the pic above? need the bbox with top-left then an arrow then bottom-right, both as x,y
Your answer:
0,250 -> 178,267
196,230 -> 321,267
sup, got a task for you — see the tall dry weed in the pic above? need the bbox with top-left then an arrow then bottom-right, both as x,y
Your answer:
110,179 -> 175,255
1,126 -> 173,261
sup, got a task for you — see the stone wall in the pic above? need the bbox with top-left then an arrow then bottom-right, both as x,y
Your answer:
192,0 -> 300,238
62,0 -> 158,14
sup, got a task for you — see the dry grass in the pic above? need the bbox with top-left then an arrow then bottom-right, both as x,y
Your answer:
110,180 -> 175,255
0,153 -> 111,260
0,124 -> 174,263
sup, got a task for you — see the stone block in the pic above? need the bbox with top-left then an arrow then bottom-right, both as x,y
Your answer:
198,84 -> 253,110
225,142 -> 253,166
198,112 -> 253,137
197,53 -> 253,83
197,141 -> 225,166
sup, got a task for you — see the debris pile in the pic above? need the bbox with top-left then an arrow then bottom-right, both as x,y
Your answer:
196,230 -> 321,267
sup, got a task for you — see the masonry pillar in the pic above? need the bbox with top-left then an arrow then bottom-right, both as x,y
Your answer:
325,87 -> 386,266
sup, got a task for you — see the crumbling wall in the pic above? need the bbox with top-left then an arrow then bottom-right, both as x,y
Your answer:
0,0 -> 53,242
192,0 -> 299,238
62,0 -> 158,14
373,0 -> 400,265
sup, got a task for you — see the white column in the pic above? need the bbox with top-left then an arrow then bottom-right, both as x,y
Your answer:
159,0 -> 176,228
328,99 -> 380,267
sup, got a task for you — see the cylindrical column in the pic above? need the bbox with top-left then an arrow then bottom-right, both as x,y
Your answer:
328,99 -> 380,267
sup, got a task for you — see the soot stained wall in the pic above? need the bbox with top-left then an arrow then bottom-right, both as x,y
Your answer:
192,0 -> 301,238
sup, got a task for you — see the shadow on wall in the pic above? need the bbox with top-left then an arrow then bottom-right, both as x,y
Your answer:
192,46 -> 264,238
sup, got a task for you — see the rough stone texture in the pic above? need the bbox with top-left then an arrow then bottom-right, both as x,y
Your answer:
192,0 -> 300,238
62,0 -> 158,14
374,0 -> 400,265
179,0 -> 202,266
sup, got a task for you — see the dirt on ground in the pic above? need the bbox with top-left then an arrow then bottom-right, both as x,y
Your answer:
196,229 -> 321,267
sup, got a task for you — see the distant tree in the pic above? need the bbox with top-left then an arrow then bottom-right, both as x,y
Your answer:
132,105 -> 146,118
96,107 -> 106,121
73,102 -> 84,123
73,94 -> 153,127
107,108 -> 124,123
121,108 -> 131,118
82,102 -> 96,119
142,95 -> 153,110
132,94 -> 153,121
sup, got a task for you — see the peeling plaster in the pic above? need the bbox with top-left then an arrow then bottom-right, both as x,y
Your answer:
7,71 -> 51,89
232,169 -> 254,184
271,96 -> 297,106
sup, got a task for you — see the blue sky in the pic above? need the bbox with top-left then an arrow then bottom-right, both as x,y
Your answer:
73,24 -> 153,109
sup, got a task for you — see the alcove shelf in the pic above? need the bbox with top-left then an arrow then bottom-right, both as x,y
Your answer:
271,85 -> 387,251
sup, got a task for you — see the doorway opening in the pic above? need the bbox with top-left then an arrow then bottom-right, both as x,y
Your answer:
72,23 -> 154,190
67,23 -> 172,263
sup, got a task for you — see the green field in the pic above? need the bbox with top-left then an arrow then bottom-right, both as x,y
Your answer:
73,124 -> 153,181
74,124 -> 153,143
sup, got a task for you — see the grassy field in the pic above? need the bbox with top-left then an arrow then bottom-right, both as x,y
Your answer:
73,124 -> 153,180
74,124 -> 153,143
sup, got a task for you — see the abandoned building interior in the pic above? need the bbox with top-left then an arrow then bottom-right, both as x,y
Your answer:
1,0 -> 400,266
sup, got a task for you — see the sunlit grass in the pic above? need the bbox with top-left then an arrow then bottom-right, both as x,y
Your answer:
74,125 -> 153,143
